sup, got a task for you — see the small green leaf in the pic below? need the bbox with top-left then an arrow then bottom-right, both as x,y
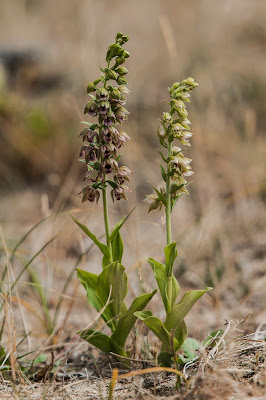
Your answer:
111,231 -> 123,263
152,186 -> 167,207
155,148 -> 168,163
182,338 -> 200,360
34,354 -> 48,364
160,164 -> 166,182
96,262 -> 128,330
171,196 -> 180,211
71,216 -> 111,261
164,242 -> 178,277
109,207 -> 135,242
134,311 -> 179,352
159,137 -> 168,148
106,180 -> 118,189
112,290 -> 157,349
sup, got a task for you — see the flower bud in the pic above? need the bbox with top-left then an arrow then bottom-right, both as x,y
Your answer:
96,87 -> 109,100
105,68 -> 118,80
93,78 -> 102,86
172,146 -> 182,155
111,88 -> 121,100
117,66 -> 128,76
114,56 -> 125,67
116,32 -> 123,40
162,112 -> 172,123
184,77 -> 198,88
122,35 -> 129,42
117,76 -> 127,85
157,124 -> 167,138
84,100 -> 97,116
99,101 -> 110,114
118,85 -> 130,95
123,50 -> 130,58
87,82 -> 96,93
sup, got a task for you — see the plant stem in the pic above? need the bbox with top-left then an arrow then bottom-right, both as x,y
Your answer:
102,185 -> 112,262
166,141 -> 172,246
166,140 -> 172,313
101,59 -> 112,262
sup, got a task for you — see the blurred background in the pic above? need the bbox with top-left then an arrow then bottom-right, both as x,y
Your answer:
0,0 -> 265,348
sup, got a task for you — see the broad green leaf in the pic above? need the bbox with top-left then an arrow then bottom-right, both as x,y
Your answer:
77,268 -> 115,330
112,290 -> 157,349
109,207 -> 135,241
111,231 -> 123,263
148,258 -> 179,311
78,329 -> 127,358
102,255 -> 111,269
96,262 -> 127,330
164,288 -> 212,335
168,276 -> 180,309
157,352 -> 173,367
164,242 -> 178,277
71,216 -> 111,261
152,186 -> 167,207
182,338 -> 200,360
76,269 -> 102,311
134,311 -> 179,352
174,320 -> 187,350
203,329 -> 224,348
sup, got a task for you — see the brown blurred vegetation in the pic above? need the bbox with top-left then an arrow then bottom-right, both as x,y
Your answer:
0,0 -> 265,348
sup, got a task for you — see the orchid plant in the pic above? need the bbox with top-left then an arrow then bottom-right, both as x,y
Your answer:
73,33 -> 156,362
134,79 -> 212,367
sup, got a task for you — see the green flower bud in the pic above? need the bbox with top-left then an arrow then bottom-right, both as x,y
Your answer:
105,68 -> 118,80
117,76 -> 127,85
117,66 -> 128,76
114,57 -> 125,67
96,87 -> 109,100
111,88 -> 121,100
87,82 -> 96,93
94,78 -> 102,85
116,32 -> 123,40
118,85 -> 130,95
123,50 -> 130,58
184,77 -> 198,87
162,112 -> 172,123
109,43 -> 121,53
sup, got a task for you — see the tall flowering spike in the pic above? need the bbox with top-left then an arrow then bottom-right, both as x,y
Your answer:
145,77 -> 198,213
79,32 -> 132,203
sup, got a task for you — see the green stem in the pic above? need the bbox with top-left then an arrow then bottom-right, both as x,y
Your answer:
165,140 -> 172,314
102,184 -> 112,262
166,141 -> 172,246
101,59 -> 112,262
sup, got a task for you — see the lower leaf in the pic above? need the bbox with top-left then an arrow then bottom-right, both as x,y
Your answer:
112,290 -> 157,349
134,310 -> 179,353
78,329 -> 128,359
